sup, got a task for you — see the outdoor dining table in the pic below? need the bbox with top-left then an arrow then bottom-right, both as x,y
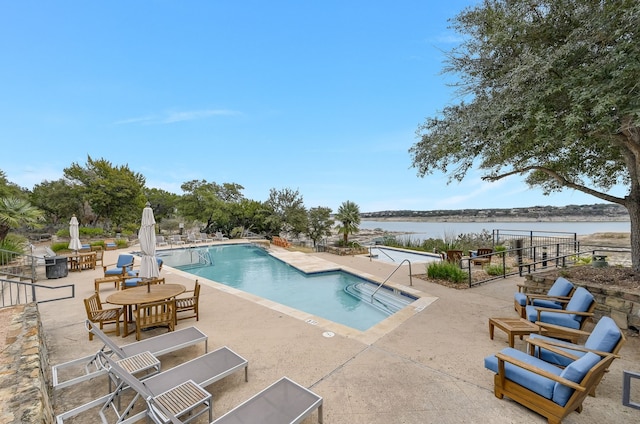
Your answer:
106,283 -> 186,337
66,251 -> 97,272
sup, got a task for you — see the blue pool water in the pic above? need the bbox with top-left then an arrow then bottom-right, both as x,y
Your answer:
157,244 -> 415,331
367,246 -> 441,264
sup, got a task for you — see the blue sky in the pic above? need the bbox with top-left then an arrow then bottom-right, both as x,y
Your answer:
0,1 -> 627,213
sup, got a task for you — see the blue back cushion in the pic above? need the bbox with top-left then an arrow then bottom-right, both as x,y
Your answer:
585,317 -> 621,352
529,334 -> 582,367
116,254 -> 134,268
565,287 -> 594,320
548,277 -> 574,297
552,352 -> 601,406
484,348 -> 561,399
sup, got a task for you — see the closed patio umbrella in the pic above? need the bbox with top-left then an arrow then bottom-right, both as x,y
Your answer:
139,202 -> 159,279
68,215 -> 82,252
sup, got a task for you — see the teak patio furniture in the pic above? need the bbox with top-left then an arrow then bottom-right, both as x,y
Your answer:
83,293 -> 122,341
106,283 -> 185,338
514,276 -> 574,318
485,347 -> 615,424
489,317 -> 544,348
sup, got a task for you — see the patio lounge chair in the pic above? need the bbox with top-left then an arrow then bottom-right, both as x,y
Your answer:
156,235 -> 168,247
525,287 -> 595,342
170,234 -> 185,245
51,320 -> 208,391
484,347 -> 615,423
105,238 -> 118,250
103,254 -> 135,277
471,247 -> 493,266
187,233 -> 203,244
210,377 -> 323,424
527,316 -> 626,396
57,346 -> 249,424
514,277 -> 574,318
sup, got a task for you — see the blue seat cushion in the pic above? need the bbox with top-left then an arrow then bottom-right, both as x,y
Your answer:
584,316 -> 621,352
484,347 -> 562,400
124,278 -> 142,288
105,267 -> 125,275
526,305 -> 581,329
514,292 -> 528,307
552,352 -> 601,406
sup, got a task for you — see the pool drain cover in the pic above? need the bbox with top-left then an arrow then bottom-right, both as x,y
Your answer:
322,331 -> 335,338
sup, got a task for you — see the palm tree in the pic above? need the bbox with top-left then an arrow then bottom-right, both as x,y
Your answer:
0,197 -> 44,243
335,200 -> 361,245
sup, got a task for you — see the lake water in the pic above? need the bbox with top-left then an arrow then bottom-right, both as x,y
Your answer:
360,220 -> 630,241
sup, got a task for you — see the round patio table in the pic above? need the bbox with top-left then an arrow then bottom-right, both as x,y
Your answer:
106,283 -> 185,337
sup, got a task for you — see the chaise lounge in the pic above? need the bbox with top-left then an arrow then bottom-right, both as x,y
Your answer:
56,345 -> 248,423
210,377 -> 323,424
51,320 -> 208,391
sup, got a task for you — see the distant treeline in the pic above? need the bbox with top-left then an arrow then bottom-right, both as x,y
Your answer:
362,204 -> 629,219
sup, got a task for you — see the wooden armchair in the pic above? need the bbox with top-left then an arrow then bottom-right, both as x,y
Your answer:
527,316 -> 626,397
514,277 -> 574,318
471,247 -> 493,266
103,254 -> 135,278
175,280 -> 201,321
445,250 -> 463,264
84,293 -> 122,340
525,287 -> 596,342
134,299 -> 175,341
90,245 -> 104,267
122,276 -> 165,290
486,347 -> 615,424
104,238 -> 118,250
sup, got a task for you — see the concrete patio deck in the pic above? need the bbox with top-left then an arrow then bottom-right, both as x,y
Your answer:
40,242 -> 639,423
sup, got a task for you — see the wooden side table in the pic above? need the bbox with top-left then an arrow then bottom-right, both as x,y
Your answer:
95,275 -> 122,293
489,317 -> 542,347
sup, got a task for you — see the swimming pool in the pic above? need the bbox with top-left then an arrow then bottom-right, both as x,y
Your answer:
366,246 -> 441,264
158,244 -> 416,331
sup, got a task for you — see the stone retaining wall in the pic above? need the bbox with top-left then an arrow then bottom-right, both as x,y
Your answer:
524,274 -> 640,331
0,304 -> 54,423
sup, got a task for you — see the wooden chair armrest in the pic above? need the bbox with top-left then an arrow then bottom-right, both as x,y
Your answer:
534,306 -> 594,316
495,352 -> 585,391
526,337 -> 620,359
526,338 -> 581,360
534,322 -> 591,337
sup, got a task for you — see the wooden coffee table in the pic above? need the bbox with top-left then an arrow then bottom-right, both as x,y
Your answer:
488,317 -> 542,347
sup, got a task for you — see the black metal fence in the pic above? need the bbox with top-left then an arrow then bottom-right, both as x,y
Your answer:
492,229 -> 579,262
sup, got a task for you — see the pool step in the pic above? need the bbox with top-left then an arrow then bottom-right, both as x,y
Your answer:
344,282 -> 413,314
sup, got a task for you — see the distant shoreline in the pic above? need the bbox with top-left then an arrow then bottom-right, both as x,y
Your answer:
361,216 -> 630,223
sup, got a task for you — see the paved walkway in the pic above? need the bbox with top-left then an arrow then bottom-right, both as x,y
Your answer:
39,243 -> 639,423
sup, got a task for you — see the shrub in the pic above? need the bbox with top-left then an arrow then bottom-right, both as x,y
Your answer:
485,264 -> 509,276
426,261 -> 468,284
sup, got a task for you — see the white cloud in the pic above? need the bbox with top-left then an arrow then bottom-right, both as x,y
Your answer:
115,109 -> 240,125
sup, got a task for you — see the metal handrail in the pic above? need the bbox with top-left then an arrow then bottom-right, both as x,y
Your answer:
369,245 -> 395,262
1,278 -> 75,307
371,259 -> 412,302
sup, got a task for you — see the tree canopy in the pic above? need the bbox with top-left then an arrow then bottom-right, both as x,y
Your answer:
410,0 -> 640,268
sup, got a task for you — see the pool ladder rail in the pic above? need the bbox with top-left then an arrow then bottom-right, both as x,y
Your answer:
371,259 -> 412,303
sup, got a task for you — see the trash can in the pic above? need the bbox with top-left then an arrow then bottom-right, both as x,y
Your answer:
45,256 -> 68,279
